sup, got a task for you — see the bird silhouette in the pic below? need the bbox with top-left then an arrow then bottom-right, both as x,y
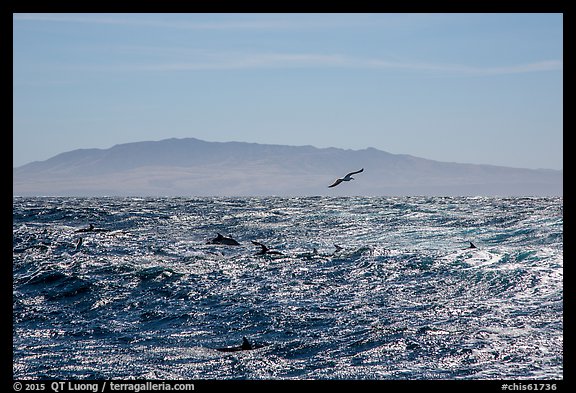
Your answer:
328,168 -> 364,188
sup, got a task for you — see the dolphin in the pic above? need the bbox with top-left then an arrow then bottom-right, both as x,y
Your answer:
252,241 -> 284,256
76,224 -> 95,233
76,223 -> 110,233
207,233 -> 240,246
216,337 -> 256,352
466,241 -> 477,249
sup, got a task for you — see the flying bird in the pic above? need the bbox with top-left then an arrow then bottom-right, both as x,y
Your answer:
328,168 -> 364,188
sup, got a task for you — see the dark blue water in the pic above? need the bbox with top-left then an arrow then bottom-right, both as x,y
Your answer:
13,197 -> 563,379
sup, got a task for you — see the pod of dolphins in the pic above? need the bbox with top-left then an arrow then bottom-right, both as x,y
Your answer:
15,168 -> 482,353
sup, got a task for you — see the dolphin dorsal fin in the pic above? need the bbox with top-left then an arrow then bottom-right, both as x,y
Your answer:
241,337 -> 253,350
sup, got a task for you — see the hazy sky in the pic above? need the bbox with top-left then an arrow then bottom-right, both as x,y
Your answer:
13,13 -> 563,170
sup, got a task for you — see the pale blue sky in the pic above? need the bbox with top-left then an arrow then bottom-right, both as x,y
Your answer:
13,13 -> 563,170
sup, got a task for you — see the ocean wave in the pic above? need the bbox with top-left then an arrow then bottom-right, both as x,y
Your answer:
13,196 -> 563,379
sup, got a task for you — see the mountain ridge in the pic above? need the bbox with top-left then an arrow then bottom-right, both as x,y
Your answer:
13,137 -> 562,197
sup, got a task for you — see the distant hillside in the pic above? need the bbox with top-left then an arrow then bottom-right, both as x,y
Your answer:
13,137 -> 562,196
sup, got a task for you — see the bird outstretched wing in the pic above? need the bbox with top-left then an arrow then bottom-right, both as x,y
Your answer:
328,179 -> 343,188
345,168 -> 364,178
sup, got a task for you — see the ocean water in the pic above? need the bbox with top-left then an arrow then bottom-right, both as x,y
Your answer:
12,196 -> 563,380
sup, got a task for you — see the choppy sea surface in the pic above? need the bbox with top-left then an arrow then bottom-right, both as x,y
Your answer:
13,196 -> 563,380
